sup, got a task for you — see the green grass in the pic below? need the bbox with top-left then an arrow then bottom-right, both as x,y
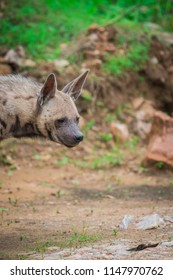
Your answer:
0,0 -> 172,60
102,42 -> 149,76
33,229 -> 101,256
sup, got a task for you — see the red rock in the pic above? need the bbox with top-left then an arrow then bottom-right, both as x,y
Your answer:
145,111 -> 173,166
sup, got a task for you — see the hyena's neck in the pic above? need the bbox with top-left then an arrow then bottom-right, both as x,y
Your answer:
7,115 -> 44,139
0,75 -> 43,140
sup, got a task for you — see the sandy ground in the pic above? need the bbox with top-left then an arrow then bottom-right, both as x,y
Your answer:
0,139 -> 173,260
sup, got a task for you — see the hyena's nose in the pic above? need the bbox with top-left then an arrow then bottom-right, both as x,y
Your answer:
75,133 -> 84,143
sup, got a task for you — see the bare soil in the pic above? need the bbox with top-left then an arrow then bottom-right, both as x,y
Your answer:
0,138 -> 173,260
1,29 -> 173,260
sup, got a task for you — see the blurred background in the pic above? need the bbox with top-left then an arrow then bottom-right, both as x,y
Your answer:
0,0 -> 173,260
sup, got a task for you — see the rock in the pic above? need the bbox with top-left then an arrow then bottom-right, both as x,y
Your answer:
146,62 -> 167,84
160,240 -> 173,247
0,64 -> 12,74
145,111 -> 173,166
22,59 -> 36,67
119,215 -> 134,230
15,45 -> 26,58
88,33 -> 99,42
160,32 -> 173,46
150,56 -> 159,64
5,49 -> 21,66
168,65 -> 173,74
82,59 -> 102,69
132,97 -> 144,110
164,216 -> 173,223
83,49 -> 101,59
110,122 -> 129,142
133,100 -> 155,140
54,59 -> 69,71
136,214 -> 164,230
87,23 -> 105,34
102,43 -> 116,53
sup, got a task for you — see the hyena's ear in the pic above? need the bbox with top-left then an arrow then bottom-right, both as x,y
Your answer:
62,70 -> 89,101
38,73 -> 57,106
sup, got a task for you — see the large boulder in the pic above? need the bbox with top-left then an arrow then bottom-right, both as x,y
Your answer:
133,99 -> 155,140
145,111 -> 173,166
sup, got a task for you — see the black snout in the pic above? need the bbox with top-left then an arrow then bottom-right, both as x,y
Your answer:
75,133 -> 83,142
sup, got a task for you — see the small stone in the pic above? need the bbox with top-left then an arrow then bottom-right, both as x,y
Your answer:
22,59 -> 36,67
150,56 -> 159,64
88,33 -> 99,42
82,59 -> 102,69
119,215 -> 134,230
54,59 -> 69,71
16,45 -> 26,58
136,214 -> 164,230
5,49 -> 21,66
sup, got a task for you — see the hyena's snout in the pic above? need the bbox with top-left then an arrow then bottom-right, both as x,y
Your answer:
74,131 -> 83,143
67,130 -> 84,147
57,124 -> 84,148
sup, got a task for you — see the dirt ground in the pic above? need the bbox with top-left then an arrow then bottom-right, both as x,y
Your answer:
1,29 -> 173,260
0,138 -> 173,260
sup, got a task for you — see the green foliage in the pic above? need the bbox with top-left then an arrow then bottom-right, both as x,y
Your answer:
155,161 -> 165,169
103,43 -> 149,76
68,230 -> 100,246
96,101 -> 105,107
0,208 -> 8,212
113,228 -> 118,236
82,91 -> 93,102
56,156 -> 69,167
99,133 -> 112,142
0,154 -> 16,169
0,1 -> 172,60
124,135 -> 139,151
105,113 -> 116,123
92,146 -> 122,169
83,119 -> 95,137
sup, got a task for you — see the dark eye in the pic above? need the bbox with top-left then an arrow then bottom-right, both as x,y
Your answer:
55,118 -> 67,127
76,117 -> 80,124
57,118 -> 66,124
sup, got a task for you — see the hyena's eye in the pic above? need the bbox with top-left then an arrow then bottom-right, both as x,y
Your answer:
76,117 -> 80,124
55,118 -> 67,127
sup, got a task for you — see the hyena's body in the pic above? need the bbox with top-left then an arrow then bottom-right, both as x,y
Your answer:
0,71 -> 89,147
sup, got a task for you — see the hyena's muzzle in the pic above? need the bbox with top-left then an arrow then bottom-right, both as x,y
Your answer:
55,118 -> 84,148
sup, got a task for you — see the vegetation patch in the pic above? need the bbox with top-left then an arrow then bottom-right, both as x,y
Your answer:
102,42 -> 149,76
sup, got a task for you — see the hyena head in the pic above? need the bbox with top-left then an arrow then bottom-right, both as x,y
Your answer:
36,70 -> 89,148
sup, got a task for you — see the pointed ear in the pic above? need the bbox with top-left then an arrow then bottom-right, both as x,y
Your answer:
62,70 -> 89,100
38,73 -> 57,106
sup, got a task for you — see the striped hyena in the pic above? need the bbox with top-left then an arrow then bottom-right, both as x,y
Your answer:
0,70 -> 89,147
